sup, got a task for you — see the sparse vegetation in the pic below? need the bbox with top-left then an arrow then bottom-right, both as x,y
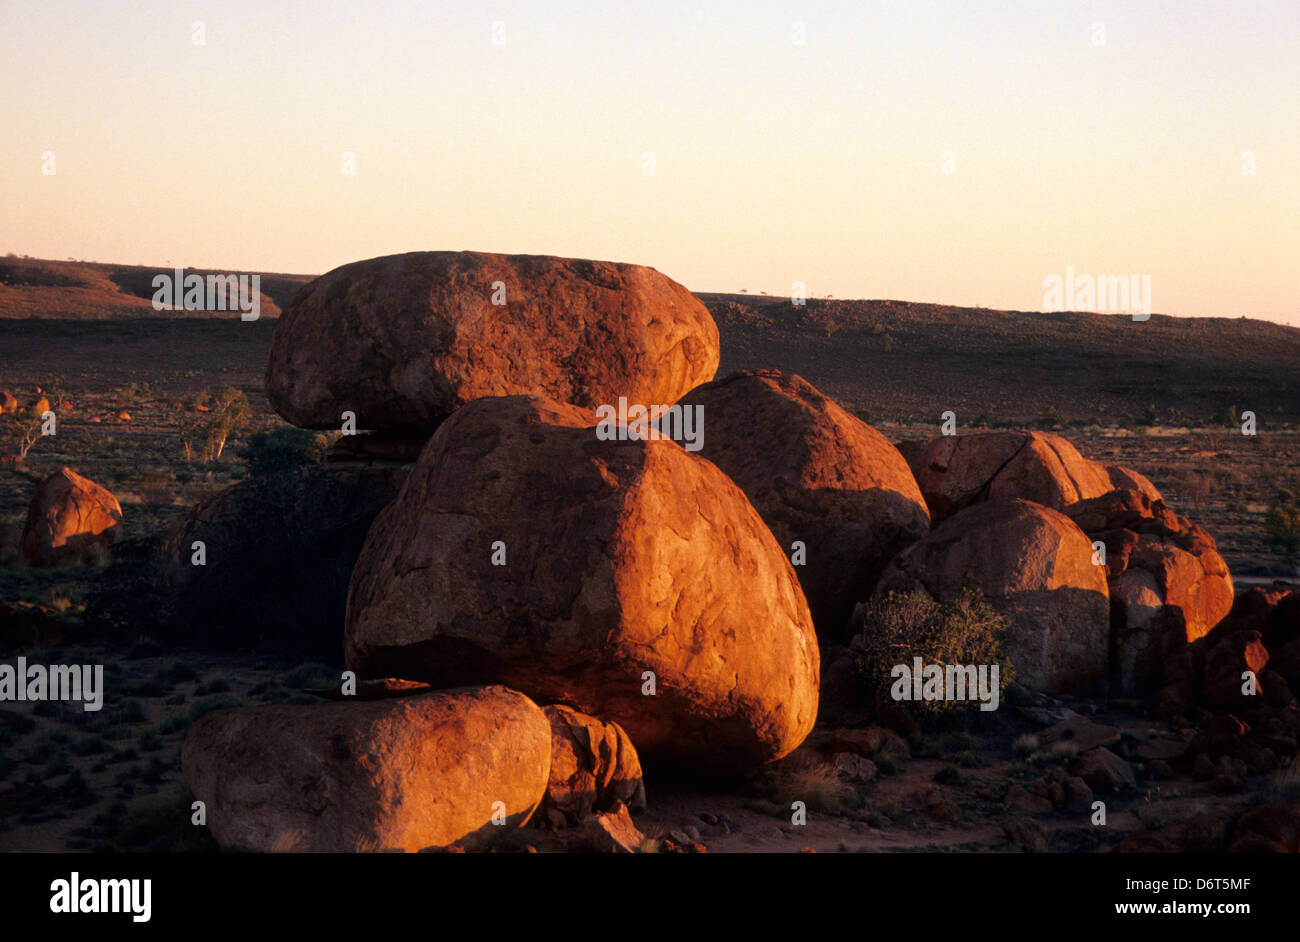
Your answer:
238,426 -> 333,479
849,588 -> 1016,718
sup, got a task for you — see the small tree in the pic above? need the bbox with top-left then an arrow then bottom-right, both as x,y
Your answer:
180,386 -> 251,463
2,402 -> 46,460
204,386 -> 251,460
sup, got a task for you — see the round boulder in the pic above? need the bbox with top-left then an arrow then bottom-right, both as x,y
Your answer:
267,252 -> 720,430
157,465 -> 407,659
344,394 -> 819,775
874,498 -> 1110,695
677,370 -> 929,637
903,431 -> 1114,522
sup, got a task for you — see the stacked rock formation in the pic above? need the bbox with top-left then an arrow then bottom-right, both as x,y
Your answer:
180,249 -> 1246,852
879,431 -> 1231,698
186,251 -> 817,850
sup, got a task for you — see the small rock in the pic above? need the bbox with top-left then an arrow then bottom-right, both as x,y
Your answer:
832,753 -> 878,783
583,801 -> 644,854
1076,747 -> 1136,793
825,726 -> 885,757
1003,785 -> 1053,815
1037,714 -> 1121,753
1002,817 -> 1049,852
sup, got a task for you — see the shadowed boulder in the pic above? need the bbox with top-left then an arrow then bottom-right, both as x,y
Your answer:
1064,488 -> 1233,695
678,370 -> 929,638
345,394 -> 819,776
157,465 -> 407,659
181,685 -> 551,852
19,467 -> 122,567
267,251 -> 720,430
874,498 -> 1110,695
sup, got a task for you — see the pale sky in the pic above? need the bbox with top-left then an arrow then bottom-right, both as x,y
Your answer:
2,1 -> 1297,322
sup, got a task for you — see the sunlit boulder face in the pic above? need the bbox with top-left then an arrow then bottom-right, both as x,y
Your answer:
874,498 -> 1111,695
902,431 -> 1114,523
1064,488 -> 1233,695
19,467 -> 122,567
678,370 -> 929,638
344,394 -> 819,776
266,251 -> 720,430
181,686 -> 551,853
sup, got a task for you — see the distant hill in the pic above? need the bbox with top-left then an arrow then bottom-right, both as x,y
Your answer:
698,293 -> 1300,426
2,257 -> 1295,425
0,256 -> 312,319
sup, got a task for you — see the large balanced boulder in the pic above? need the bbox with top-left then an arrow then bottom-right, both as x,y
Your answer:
678,370 -> 929,637
1064,488 -> 1233,694
874,498 -> 1110,694
903,431 -> 1114,523
182,685 -> 551,852
19,467 -> 122,567
345,395 -> 819,775
157,465 -> 407,659
267,252 -> 720,430
541,704 -> 646,826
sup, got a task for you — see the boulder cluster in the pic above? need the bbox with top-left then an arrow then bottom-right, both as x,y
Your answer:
157,251 -> 1252,851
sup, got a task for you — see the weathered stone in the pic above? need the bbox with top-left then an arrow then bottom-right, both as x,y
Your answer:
677,370 -> 929,636
541,705 -> 646,825
181,686 -> 551,853
874,498 -> 1110,694
19,468 -> 122,567
267,251 -> 719,429
345,395 -> 819,775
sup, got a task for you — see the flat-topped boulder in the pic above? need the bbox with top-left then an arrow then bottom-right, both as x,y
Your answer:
344,394 -> 819,775
181,686 -> 551,852
267,252 -> 720,430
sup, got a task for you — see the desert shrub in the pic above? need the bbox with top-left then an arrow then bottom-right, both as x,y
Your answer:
849,588 -> 1015,718
71,787 -> 218,853
752,755 -> 857,815
1265,501 -> 1300,565
238,426 -> 332,480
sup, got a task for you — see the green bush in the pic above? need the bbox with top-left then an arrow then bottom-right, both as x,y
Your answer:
238,426 -> 332,480
849,588 -> 1015,717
